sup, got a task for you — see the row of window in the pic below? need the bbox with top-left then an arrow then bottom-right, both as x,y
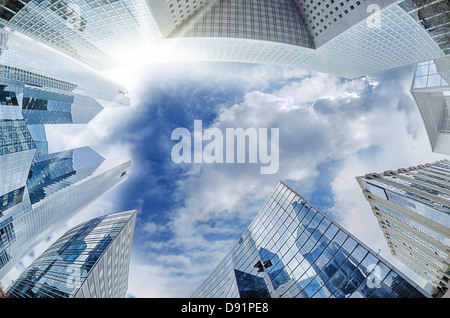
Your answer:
170,0 -> 313,48
0,65 -> 77,92
192,184 -> 425,298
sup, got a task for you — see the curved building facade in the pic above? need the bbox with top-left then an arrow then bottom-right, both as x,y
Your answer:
0,0 -> 159,70
148,0 -> 446,78
6,210 -> 137,298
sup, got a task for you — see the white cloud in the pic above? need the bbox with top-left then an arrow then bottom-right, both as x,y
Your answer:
142,221 -> 166,236
45,106 -> 134,160
15,62 -> 444,298
126,63 -> 445,297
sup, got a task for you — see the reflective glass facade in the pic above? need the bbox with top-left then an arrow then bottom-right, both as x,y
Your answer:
0,93 -> 36,275
0,75 -> 107,126
26,125 -> 48,157
26,147 -> 104,205
357,160 -> 450,292
0,0 -> 134,287
0,119 -> 35,156
412,59 -> 448,90
0,0 -> 160,70
0,146 -> 131,279
148,1 -> 445,78
0,27 -> 130,110
411,57 -> 450,155
6,210 -> 137,298
192,182 -> 429,298
167,0 -> 314,49
398,0 -> 450,55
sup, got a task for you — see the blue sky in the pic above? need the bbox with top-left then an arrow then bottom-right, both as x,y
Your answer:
7,60 -> 445,297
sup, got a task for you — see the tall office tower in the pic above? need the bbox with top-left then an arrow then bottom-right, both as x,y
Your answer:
0,146 -> 131,279
5,210 -> 137,298
0,285 -> 6,298
356,160 -> 450,294
411,56 -> 450,155
147,0 -> 446,78
398,0 -> 449,56
0,1 -> 134,286
25,125 -> 48,157
0,0 -> 160,70
0,25 -> 132,276
191,182 -> 429,298
1,1 -> 446,77
0,27 -> 130,113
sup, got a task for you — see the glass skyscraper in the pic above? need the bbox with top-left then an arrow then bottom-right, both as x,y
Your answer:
0,0 -> 446,300
5,210 -> 137,298
0,0 -> 160,70
398,0 -> 449,56
0,27 -> 130,112
1,1 -> 446,78
356,160 -> 450,296
191,182 -> 429,298
0,5 -> 133,283
0,146 -> 131,279
411,56 -> 450,156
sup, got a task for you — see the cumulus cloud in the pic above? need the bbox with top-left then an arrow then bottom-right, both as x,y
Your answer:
28,62 -> 445,298
166,74 -> 366,243
125,63 -> 445,297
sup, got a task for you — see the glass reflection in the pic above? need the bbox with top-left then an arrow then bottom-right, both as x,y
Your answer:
191,184 -> 429,298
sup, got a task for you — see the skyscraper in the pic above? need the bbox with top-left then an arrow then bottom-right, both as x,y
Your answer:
356,159 -> 450,295
0,284 -> 6,298
191,182 -> 429,298
0,19 -> 133,281
398,0 -> 449,56
147,0 -> 447,78
1,1 -> 447,77
5,210 -> 137,298
0,146 -> 131,279
0,0 -> 139,296
0,106 -> 37,276
411,56 -> 450,155
0,0 -> 160,70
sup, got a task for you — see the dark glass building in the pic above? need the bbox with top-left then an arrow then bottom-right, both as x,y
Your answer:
191,182 -> 430,298
6,210 -> 137,298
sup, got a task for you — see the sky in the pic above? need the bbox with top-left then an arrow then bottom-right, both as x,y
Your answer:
5,59 -> 446,297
